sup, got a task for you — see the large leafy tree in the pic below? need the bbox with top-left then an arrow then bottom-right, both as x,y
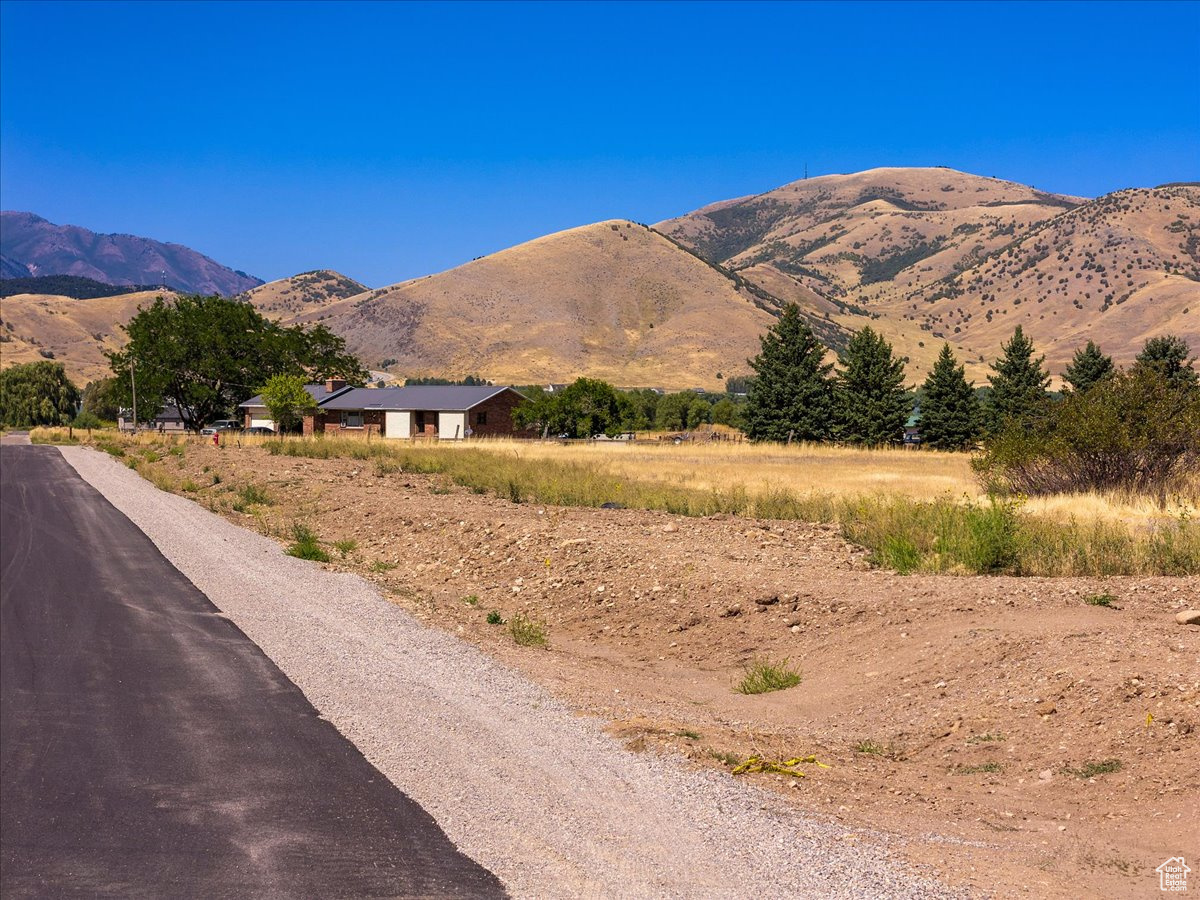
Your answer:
1062,340 -> 1115,394
0,361 -> 80,427
744,304 -> 834,442
512,378 -> 626,438
554,378 -> 624,438
108,294 -> 366,431
919,344 -> 982,450
1133,335 -> 1197,390
259,374 -> 317,434
986,325 -> 1050,431
834,326 -> 911,446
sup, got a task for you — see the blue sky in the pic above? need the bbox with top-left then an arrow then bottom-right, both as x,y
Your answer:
2,0 -> 1197,287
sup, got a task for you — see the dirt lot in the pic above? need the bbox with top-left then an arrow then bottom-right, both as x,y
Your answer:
162,443 -> 1197,898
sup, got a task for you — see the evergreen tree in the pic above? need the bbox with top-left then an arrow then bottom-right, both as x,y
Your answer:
919,344 -> 982,450
743,304 -> 834,442
1133,335 -> 1198,389
1062,340 -> 1115,394
834,326 -> 910,446
986,325 -> 1050,430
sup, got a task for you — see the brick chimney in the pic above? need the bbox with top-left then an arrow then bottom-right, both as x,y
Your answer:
325,378 -> 347,393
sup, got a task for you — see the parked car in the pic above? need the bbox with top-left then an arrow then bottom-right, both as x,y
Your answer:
244,426 -> 275,436
200,420 -> 243,435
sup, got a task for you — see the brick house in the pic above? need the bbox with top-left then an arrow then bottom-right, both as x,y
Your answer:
307,385 -> 530,439
239,379 -> 355,432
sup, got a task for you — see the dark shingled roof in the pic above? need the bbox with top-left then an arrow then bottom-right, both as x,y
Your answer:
318,385 -> 522,411
239,383 -> 353,408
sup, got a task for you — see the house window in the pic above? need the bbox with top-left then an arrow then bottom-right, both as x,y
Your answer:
342,412 -> 364,428
475,411 -> 487,426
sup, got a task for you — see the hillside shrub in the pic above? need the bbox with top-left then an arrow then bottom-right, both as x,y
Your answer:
975,369 -> 1200,502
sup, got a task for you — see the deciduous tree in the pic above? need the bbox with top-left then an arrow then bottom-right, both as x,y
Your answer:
258,374 -> 317,434
0,361 -> 80,427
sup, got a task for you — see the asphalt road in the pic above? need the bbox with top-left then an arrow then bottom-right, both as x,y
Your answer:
0,445 -> 505,898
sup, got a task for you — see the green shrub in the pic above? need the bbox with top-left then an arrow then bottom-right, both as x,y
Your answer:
976,369 -> 1200,500
735,658 -> 803,695
508,612 -> 546,646
486,609 -> 504,625
286,523 -> 330,562
332,539 -> 358,557
1084,593 -> 1117,607
237,483 -> 272,506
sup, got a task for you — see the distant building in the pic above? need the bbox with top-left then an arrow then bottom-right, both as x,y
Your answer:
118,403 -> 186,433
307,384 -> 530,440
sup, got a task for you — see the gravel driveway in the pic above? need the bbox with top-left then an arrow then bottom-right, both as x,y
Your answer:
62,446 -> 961,899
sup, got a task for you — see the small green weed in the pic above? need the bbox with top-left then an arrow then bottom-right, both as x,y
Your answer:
672,729 -> 701,740
1062,758 -> 1122,779
486,609 -> 505,625
180,478 -> 200,493
211,472 -> 222,485
370,560 -> 397,573
966,732 -> 1006,744
286,523 -> 331,562
509,612 -> 547,647
463,595 -> 480,606
1084,593 -> 1118,607
332,539 -> 358,558
735,657 -> 803,695
950,761 -> 1003,775
238,483 -> 272,506
709,749 -> 741,767
854,739 -> 885,755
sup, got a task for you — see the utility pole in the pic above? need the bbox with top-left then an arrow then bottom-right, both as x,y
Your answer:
130,357 -> 138,434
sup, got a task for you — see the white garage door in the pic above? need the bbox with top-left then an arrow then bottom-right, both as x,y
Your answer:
385,410 -> 411,439
438,411 -> 466,440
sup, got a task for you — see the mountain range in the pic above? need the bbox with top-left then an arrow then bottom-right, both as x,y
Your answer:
1,168 -> 1197,389
0,212 -> 262,296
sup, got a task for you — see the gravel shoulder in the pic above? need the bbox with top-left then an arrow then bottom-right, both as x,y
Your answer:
61,445 -> 960,899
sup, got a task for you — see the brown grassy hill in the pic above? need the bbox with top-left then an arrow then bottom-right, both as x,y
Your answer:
0,290 -> 172,386
291,221 -> 853,389
887,184 -> 1200,377
655,167 -> 1082,301
243,269 -> 369,318
658,169 -> 1199,383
